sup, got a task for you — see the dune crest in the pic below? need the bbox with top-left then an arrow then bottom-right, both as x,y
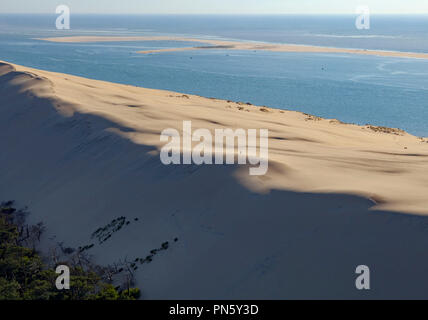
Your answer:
1,61 -> 428,214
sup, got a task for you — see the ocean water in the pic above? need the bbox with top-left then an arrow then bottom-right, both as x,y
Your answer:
1,14 -> 428,136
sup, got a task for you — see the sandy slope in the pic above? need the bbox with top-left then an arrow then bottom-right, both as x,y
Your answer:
39,36 -> 428,59
2,60 -> 428,298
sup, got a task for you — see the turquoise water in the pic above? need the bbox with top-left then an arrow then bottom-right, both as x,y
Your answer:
1,14 -> 428,136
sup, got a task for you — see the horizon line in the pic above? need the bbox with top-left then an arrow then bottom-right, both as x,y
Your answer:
1,12 -> 428,15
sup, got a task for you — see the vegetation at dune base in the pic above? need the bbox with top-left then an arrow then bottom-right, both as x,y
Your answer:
0,201 -> 140,300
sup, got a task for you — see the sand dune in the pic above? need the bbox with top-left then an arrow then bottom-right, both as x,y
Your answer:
3,60 -> 427,214
39,36 -> 428,59
2,60 -> 428,298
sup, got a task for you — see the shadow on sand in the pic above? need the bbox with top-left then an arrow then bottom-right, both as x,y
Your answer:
1,62 -> 428,299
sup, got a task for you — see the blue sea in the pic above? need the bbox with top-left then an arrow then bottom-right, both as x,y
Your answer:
1,14 -> 428,136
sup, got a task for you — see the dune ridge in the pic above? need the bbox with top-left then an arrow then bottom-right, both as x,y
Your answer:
2,60 -> 428,214
38,36 -> 428,59
2,61 -> 428,298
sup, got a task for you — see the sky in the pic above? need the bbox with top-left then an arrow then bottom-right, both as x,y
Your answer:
1,0 -> 428,14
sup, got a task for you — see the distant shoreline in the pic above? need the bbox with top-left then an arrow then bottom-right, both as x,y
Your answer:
38,36 -> 428,59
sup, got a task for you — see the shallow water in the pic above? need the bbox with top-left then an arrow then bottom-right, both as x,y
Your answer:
1,14 -> 428,136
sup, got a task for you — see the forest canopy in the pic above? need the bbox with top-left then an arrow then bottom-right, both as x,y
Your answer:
0,201 -> 140,300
